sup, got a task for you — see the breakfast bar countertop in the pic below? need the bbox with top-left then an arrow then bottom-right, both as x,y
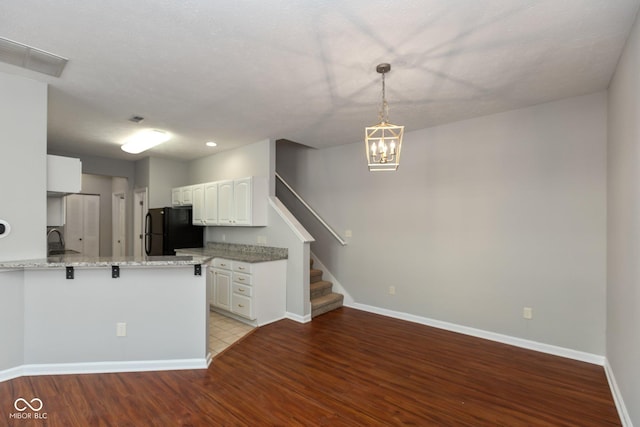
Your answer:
0,254 -> 212,269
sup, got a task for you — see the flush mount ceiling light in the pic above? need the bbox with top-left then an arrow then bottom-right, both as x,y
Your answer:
121,129 -> 170,154
0,37 -> 68,77
365,63 -> 404,172
205,141 -> 217,147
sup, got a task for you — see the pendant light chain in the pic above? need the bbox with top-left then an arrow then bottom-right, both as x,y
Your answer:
379,71 -> 389,124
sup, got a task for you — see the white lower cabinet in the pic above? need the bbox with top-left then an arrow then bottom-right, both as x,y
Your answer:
208,257 -> 286,326
211,260 -> 232,311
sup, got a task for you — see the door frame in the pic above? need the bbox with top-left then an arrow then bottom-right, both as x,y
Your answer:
133,187 -> 148,258
112,192 -> 126,256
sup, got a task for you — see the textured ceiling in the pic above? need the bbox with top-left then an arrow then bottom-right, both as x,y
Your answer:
1,0 -> 638,161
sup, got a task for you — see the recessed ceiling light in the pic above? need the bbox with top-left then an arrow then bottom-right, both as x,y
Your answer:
121,129 -> 170,154
206,141 -> 217,147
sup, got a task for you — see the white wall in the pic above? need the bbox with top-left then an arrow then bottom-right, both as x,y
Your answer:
277,92 -> 607,355
0,270 -> 24,374
23,267 -> 206,364
607,6 -> 640,424
148,157 -> 189,208
0,72 -> 47,261
189,139 -> 271,184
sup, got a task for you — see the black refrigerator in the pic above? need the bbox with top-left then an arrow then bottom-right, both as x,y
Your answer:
144,207 -> 203,256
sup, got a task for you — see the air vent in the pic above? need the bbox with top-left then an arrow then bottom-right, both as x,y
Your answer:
129,115 -> 145,123
0,37 -> 67,77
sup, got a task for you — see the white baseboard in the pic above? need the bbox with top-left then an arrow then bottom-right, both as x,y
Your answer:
286,311 -> 311,323
0,358 -> 209,380
604,359 -> 633,426
348,302 -> 605,365
0,365 -> 23,383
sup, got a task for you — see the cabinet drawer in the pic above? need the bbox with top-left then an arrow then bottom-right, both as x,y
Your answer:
233,272 -> 252,285
231,294 -> 254,319
233,261 -> 252,274
232,283 -> 253,297
213,258 -> 232,269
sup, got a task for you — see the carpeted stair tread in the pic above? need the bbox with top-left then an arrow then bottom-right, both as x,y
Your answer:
311,292 -> 344,318
310,280 -> 333,299
309,259 -> 343,318
310,268 -> 323,283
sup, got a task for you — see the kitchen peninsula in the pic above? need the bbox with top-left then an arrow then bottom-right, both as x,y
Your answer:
0,243 -> 288,383
0,253 -> 212,381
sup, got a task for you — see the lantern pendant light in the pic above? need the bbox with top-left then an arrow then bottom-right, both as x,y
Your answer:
365,63 -> 404,171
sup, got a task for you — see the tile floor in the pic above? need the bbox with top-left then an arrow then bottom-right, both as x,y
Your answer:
208,310 -> 255,357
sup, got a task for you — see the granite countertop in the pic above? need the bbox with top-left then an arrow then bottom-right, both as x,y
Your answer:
176,242 -> 288,263
0,243 -> 287,270
0,254 -> 212,269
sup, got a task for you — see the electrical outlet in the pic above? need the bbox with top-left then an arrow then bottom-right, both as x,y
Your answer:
389,286 -> 396,295
116,322 -> 127,337
523,307 -> 533,320
345,230 -> 353,238
257,235 -> 267,245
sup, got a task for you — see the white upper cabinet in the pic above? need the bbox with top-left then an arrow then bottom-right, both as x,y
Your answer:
186,176 -> 267,227
47,155 -> 81,195
203,182 -> 219,225
171,185 -> 193,206
191,184 -> 205,225
217,180 -> 234,225
218,177 -> 267,226
233,177 -> 252,225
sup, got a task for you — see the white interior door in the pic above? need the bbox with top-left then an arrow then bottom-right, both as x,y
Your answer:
64,194 -> 84,253
64,194 -> 100,256
82,195 -> 100,257
112,193 -> 126,257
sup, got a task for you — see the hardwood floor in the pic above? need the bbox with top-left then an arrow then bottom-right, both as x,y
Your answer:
0,308 -> 620,426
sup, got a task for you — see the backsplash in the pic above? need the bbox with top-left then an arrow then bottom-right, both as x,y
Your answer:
206,241 -> 288,259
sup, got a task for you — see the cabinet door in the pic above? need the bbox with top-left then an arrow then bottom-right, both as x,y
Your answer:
233,178 -> 252,225
213,269 -> 231,311
204,182 -> 219,225
181,186 -> 193,206
218,180 -> 234,225
171,188 -> 182,206
192,185 -> 205,225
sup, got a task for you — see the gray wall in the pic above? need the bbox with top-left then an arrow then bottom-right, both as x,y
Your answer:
189,139 -> 271,184
0,72 -> 47,261
0,270 -> 24,373
277,92 -> 607,355
607,6 -> 640,424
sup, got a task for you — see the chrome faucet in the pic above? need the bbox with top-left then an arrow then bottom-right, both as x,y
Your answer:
47,228 -> 65,253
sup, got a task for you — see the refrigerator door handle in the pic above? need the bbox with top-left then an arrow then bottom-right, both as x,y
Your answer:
144,212 -> 151,256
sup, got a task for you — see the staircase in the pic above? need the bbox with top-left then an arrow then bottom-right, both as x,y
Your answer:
310,258 -> 344,318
